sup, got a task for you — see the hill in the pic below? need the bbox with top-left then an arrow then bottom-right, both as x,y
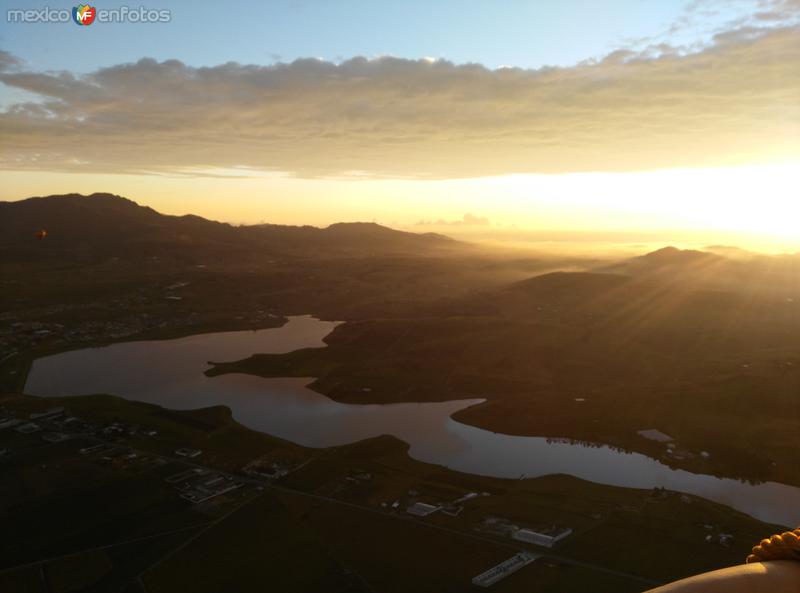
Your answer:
2,192 -> 576,328
242,221 -> 455,257
599,246 -> 728,277
0,193 -> 244,262
598,245 -> 800,297
0,193 -> 460,264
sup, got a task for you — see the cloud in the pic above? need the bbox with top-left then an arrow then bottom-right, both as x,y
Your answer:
756,0 -> 800,19
0,50 -> 22,73
0,23 -> 798,179
416,213 -> 491,226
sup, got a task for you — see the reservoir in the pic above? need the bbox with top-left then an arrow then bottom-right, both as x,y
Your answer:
25,315 -> 800,526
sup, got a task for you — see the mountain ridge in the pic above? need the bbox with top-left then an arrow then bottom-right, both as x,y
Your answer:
0,193 -> 459,262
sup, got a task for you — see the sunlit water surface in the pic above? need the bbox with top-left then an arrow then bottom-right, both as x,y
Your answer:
25,315 -> 800,526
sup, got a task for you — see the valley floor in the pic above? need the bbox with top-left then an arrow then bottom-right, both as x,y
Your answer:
0,392 -> 777,593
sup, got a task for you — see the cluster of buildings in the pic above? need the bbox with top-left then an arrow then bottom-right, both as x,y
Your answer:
512,525 -> 573,548
0,406 -> 158,442
705,531 -> 734,547
242,458 -> 294,480
2,406 -> 85,442
480,516 -> 573,549
2,316 -> 153,351
400,489 -> 573,556
80,443 -> 163,470
638,428 -> 711,462
467,516 -> 573,587
0,321 -> 65,360
0,405 -> 166,469
403,490 -> 490,518
0,401 -> 252,506
701,523 -> 734,547
0,285 -> 201,366
0,403 -> 178,476
1,298 -> 282,373
166,467 -> 243,504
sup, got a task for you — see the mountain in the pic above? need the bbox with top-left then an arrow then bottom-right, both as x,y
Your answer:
595,245 -> 800,296
703,245 -> 757,260
0,193 -> 245,262
601,246 -> 725,275
0,193 -> 459,263
243,221 -> 455,257
509,271 -> 630,299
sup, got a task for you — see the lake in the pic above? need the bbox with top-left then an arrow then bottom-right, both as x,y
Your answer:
25,315 -> 800,526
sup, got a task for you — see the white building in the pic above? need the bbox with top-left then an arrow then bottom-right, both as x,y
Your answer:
406,502 -> 440,517
637,429 -> 674,443
472,552 -> 537,587
175,447 -> 202,458
513,527 -> 573,548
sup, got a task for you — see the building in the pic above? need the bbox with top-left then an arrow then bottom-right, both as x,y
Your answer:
178,473 -> 243,504
30,407 -> 65,420
175,448 -> 202,458
406,502 -> 440,517
79,443 -> 114,455
472,552 -> 537,587
512,526 -> 573,548
15,422 -> 41,434
42,432 -> 70,443
637,429 -> 674,443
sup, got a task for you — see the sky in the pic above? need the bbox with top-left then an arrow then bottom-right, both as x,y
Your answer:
1,0 -> 799,250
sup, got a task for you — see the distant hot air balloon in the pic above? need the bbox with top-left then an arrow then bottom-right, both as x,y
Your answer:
35,229 -> 48,240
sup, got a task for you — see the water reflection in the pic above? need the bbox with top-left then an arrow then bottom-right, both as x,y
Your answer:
25,315 -> 800,526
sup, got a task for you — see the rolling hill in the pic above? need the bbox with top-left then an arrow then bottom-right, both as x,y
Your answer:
0,193 -> 459,263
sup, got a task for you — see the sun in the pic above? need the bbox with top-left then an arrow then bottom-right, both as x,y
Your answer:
681,164 -> 800,238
